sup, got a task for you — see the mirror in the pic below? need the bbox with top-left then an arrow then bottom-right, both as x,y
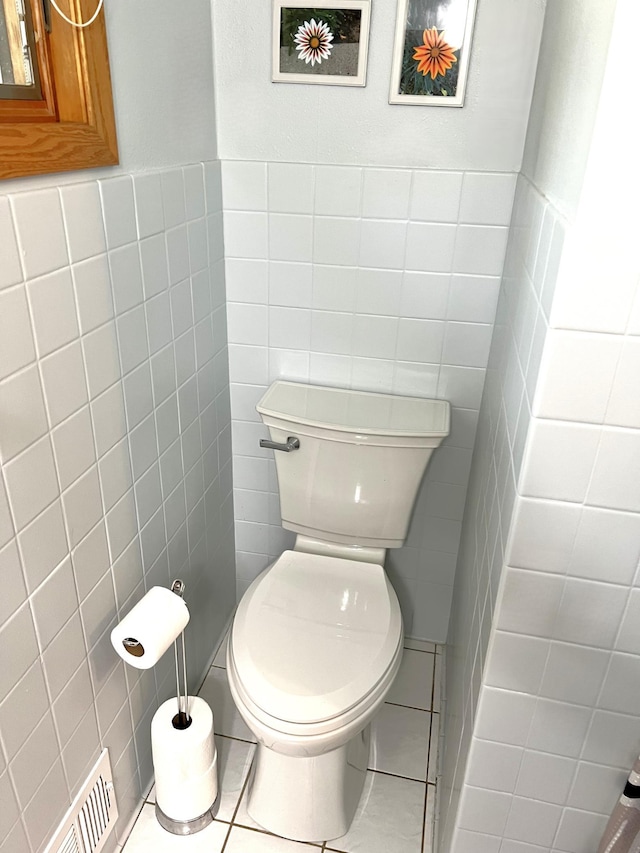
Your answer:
0,0 -> 42,99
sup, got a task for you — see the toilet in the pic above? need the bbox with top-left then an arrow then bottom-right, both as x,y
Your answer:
227,381 -> 450,843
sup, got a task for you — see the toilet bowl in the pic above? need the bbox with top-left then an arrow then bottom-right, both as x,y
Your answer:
227,381 -> 450,842
227,550 -> 403,841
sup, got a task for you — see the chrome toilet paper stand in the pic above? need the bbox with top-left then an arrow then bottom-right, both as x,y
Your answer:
155,578 -> 220,836
170,579 -> 191,730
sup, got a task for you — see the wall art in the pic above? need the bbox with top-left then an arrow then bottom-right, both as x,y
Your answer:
272,1 -> 371,87
389,0 -> 477,106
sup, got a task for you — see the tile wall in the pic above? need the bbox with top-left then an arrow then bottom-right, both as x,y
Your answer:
439,174 -> 566,851
0,162 -> 236,853
444,179 -> 640,849
222,160 -> 516,642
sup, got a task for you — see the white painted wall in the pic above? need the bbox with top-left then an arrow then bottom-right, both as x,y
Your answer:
213,0 -> 544,170
104,0 -> 217,172
521,0 -> 616,219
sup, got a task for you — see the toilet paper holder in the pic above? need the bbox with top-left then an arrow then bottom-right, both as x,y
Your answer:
169,578 -> 191,731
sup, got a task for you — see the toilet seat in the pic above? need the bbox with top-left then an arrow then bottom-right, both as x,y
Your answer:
230,550 -> 402,733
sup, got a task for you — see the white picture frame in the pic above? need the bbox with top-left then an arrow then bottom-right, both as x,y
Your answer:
272,0 -> 371,87
389,0 -> 477,106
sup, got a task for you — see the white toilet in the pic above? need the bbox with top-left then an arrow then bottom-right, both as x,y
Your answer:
227,381 -> 450,843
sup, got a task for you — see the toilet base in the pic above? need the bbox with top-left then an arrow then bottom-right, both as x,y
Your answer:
246,724 -> 370,843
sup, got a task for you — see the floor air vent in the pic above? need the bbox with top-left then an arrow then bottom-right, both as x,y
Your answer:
45,750 -> 118,853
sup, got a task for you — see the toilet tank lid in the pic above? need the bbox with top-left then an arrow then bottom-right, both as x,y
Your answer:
256,381 -> 450,438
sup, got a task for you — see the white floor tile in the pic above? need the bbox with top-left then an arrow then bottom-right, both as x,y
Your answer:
404,638 -> 437,653
225,825 -> 321,851
122,804 -> 228,852
212,632 -> 229,668
428,713 -> 440,784
216,735 -> 256,821
198,667 -> 256,742
387,650 -> 435,710
327,771 -> 425,853
423,785 -> 436,853
370,704 -> 430,781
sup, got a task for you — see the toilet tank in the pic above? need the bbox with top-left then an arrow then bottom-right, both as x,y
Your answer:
256,382 -> 450,549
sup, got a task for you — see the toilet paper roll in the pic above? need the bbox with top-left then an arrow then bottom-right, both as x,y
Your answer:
151,696 -> 218,821
110,587 -> 189,670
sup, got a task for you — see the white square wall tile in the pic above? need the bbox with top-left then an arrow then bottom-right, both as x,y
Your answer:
457,786 -> 512,836
269,214 -> 313,262
596,651 -> 640,717
227,303 -> 268,346
503,796 -> 562,848
99,177 -> 137,250
161,168 -> 187,228
554,576 -> 628,648
72,254 -> 114,334
514,751 -> 576,805
0,365 -> 48,463
3,436 -> 60,531
313,217 -> 360,267
459,173 -> 517,226
397,319 -> 444,364
269,307 -> 311,350
606,337 -> 640,429
132,172 -> 164,239
484,632 -> 549,695
453,226 -> 509,276
569,506 -> 640,584
400,272 -> 449,320
109,243 -> 144,315
0,197 -> 22,289
224,211 -> 268,259
496,568 -> 564,639
269,261 -> 312,308
40,341 -> 89,428
360,219 -> 407,270
221,160 -> 267,211
268,162 -> 315,214
526,698 -> 592,758
406,223 -> 456,273
539,641 -> 610,706
51,407 -> 96,492
447,275 -> 500,324
183,163 -> 206,220
533,331 -> 621,423
225,259 -> 268,304
465,739 -> 523,794
616,590 -> 640,655
507,498 -> 581,574
362,169 -> 412,219
442,323 -> 492,368
409,171 -> 463,222
0,286 -> 36,382
27,268 -> 79,358
11,189 -> 69,279
17,499 -> 68,595
519,420 -> 601,503
82,322 -> 121,400
60,182 -> 106,263
314,165 -> 362,216
587,428 -> 640,513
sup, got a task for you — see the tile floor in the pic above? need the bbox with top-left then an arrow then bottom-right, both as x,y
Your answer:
121,634 -> 442,853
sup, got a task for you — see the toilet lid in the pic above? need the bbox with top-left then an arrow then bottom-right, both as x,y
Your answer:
231,551 -> 402,726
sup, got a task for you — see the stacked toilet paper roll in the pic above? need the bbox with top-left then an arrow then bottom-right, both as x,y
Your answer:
151,696 -> 218,824
110,587 -> 189,669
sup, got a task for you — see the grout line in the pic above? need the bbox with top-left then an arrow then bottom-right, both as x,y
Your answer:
385,700 -> 435,713
367,767 -> 428,784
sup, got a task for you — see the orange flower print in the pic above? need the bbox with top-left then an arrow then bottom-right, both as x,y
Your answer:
413,27 -> 457,79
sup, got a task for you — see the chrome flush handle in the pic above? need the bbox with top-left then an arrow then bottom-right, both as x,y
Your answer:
259,436 -> 301,452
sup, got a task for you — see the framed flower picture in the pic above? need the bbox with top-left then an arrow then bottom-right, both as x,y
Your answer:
272,0 -> 371,87
389,0 -> 477,106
